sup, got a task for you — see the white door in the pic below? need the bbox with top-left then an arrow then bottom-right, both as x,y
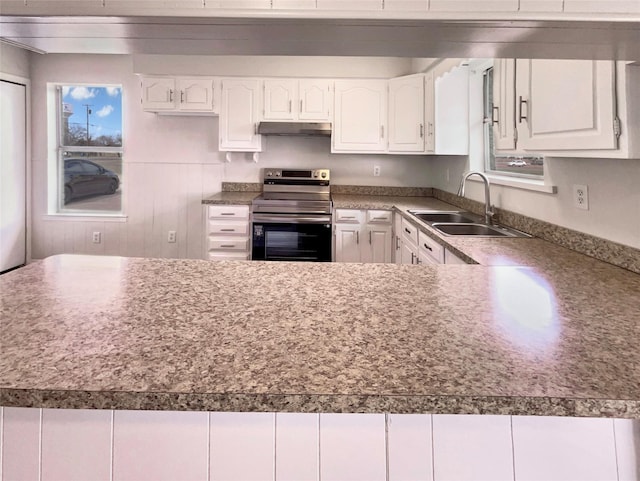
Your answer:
516,59 -> 617,151
141,77 -> 176,111
492,59 -> 517,150
299,79 -> 332,121
219,79 -> 262,152
363,225 -> 392,263
388,75 -> 425,153
0,79 -> 27,273
334,224 -> 362,262
177,78 -> 214,112
333,80 -> 387,152
263,79 -> 297,120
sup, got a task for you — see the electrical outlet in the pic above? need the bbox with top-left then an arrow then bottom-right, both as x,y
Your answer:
373,165 -> 381,177
92,231 -> 101,244
573,184 -> 589,210
168,231 -> 177,243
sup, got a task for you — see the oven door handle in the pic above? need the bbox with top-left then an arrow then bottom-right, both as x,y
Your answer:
252,214 -> 332,224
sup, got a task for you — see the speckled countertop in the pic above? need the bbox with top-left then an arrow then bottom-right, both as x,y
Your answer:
202,191 -> 260,205
1,252 -> 639,418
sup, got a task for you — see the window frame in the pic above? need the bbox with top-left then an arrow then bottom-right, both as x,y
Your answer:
52,83 -> 125,217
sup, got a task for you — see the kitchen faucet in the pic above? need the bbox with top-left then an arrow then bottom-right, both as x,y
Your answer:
457,171 -> 494,225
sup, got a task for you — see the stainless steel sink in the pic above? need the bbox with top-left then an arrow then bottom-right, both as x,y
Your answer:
408,210 -> 478,224
432,223 -> 529,238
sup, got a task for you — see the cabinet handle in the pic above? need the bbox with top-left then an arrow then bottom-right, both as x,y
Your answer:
220,244 -> 236,248
356,231 -> 359,244
411,252 -> 415,264
300,99 -> 303,113
396,235 -> 400,250
492,105 -> 499,125
169,89 -> 174,102
220,213 -> 236,216
380,125 -> 384,139
341,216 -> 356,219
428,122 -> 433,137
180,90 -> 185,103
289,100 -> 292,113
420,124 -> 424,138
518,96 -> 528,123
423,243 -> 433,251
416,257 -> 422,265
369,231 -> 372,244
220,228 -> 236,232
404,227 -> 411,234
372,216 -> 387,221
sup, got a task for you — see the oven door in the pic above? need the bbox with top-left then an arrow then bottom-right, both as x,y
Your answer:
252,214 -> 332,262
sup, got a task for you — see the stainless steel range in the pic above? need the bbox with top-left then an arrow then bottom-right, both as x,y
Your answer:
251,169 -> 332,262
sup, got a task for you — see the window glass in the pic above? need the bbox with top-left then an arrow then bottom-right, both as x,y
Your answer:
483,67 -> 544,177
57,85 -> 123,214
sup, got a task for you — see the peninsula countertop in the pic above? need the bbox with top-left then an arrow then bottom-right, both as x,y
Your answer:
1,254 -> 639,418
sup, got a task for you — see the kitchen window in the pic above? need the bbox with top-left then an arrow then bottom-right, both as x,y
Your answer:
483,67 -> 544,178
55,84 -> 123,215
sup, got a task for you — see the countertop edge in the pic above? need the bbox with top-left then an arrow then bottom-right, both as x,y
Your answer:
2,389 -> 638,418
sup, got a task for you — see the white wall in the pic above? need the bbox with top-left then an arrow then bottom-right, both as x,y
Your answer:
0,42 -> 30,78
29,53 -> 432,260
430,62 -> 640,250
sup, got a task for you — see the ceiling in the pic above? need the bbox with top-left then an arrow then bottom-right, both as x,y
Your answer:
1,15 -> 640,60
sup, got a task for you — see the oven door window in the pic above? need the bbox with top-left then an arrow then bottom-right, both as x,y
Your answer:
253,223 -> 331,262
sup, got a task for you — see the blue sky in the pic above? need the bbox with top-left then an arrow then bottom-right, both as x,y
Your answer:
62,85 -> 122,139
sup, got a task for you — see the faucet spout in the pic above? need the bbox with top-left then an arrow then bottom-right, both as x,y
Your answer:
458,171 -> 494,225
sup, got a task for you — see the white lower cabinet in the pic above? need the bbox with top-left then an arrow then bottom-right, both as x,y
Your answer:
113,410 -> 209,481
205,204 -> 251,260
444,248 -> 467,264
1,407 -> 41,481
275,413 -> 319,481
319,413 -> 387,481
334,209 -> 392,263
400,216 -> 420,265
387,414 -> 433,481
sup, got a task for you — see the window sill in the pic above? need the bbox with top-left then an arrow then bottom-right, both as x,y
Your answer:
468,174 -> 557,194
43,214 -> 128,222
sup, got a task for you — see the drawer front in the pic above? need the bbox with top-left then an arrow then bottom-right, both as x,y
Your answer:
207,252 -> 250,261
208,221 -> 249,236
366,209 -> 392,224
207,205 -> 250,220
334,209 -> 364,223
400,217 -> 418,246
418,230 -> 445,264
208,237 -> 249,251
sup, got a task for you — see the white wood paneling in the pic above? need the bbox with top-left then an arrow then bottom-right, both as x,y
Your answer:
112,410 -> 209,481
388,414 -> 433,481
275,413 -> 319,481
41,408 -> 112,481
432,414 -> 513,481
210,412 -> 275,481
512,416 -> 618,481
614,418 -> 640,481
2,407 -> 41,481
319,413 -> 387,481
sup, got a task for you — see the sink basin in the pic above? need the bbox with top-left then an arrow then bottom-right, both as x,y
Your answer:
432,223 -> 530,237
408,210 -> 478,224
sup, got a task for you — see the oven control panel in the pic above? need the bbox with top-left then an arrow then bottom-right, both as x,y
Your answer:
264,169 -> 330,181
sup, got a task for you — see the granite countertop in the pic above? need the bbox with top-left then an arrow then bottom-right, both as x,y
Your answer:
202,191 -> 260,205
1,254 -> 639,418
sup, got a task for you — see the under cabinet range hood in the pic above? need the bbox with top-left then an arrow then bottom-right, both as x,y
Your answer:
257,122 -> 332,137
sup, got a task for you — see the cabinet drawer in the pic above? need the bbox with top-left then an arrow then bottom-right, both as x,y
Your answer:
207,252 -> 250,261
208,221 -> 249,236
208,237 -> 249,251
207,205 -> 250,220
400,217 -> 418,246
418,230 -> 444,264
335,209 -> 364,223
366,210 -> 392,224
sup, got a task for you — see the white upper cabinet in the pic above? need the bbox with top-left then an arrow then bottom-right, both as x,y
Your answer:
219,78 -> 263,152
519,0 -> 563,12
263,79 -> 332,122
333,80 -> 388,153
563,0 -> 640,13
516,59 -> 618,151
388,74 -> 425,153
317,0 -> 383,10
384,0 -> 428,10
141,76 -> 216,114
492,59 -> 517,150
424,71 -> 435,153
429,0 -> 518,11
272,0 -> 317,7
206,0 -> 271,8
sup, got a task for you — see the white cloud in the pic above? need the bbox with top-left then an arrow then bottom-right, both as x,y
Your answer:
70,86 -> 97,100
96,105 -> 114,118
106,87 -> 121,97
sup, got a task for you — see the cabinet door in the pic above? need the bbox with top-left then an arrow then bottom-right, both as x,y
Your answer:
141,77 -> 176,111
263,79 -> 297,120
219,79 -> 262,152
384,0 -> 428,10
519,0 -> 563,11
393,214 -> 403,264
400,242 -> 418,265
317,0 -> 382,9
273,0 -> 317,8
424,71 -> 435,153
335,224 -> 362,262
362,225 -> 392,263
430,0 -> 518,11
492,59 -> 517,150
564,0 -> 640,13
388,75 -> 425,153
516,59 -> 617,151
299,79 -> 332,121
178,78 -> 214,112
333,80 -> 387,152
209,0 -> 272,7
